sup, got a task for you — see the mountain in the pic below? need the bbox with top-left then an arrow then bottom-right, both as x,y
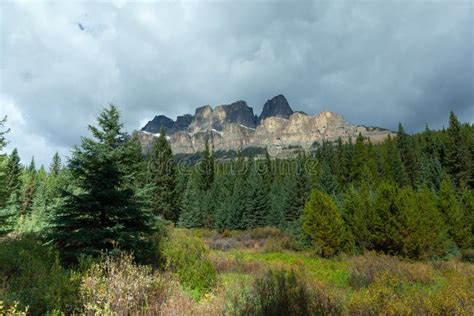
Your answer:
259,94 -> 293,122
134,94 -> 394,155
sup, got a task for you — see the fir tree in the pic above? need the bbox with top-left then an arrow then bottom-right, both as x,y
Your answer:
301,190 -> 346,257
198,139 -> 215,191
0,192 -> 20,236
383,135 -> 407,187
20,157 -> 37,216
178,170 -> 205,228
316,161 -> 340,197
397,123 -> 420,186
344,186 -> 376,251
438,178 -> 471,249
352,133 -> 367,184
445,111 -> 471,186
148,127 -> 179,222
397,186 -> 448,259
372,182 -> 402,254
49,105 -> 154,263
50,152 -> 62,176
5,148 -> 22,204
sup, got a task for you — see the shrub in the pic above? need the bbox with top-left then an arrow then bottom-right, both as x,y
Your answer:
227,268 -> 344,316
80,253 -> 161,315
349,252 -> 435,289
0,234 -> 80,314
162,229 -> 217,299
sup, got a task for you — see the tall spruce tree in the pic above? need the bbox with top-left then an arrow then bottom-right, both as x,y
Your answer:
352,133 -> 367,184
445,111 -> 471,186
372,182 -> 402,254
20,157 -> 37,216
344,186 -> 376,252
383,135 -> 407,187
438,178 -> 471,249
148,127 -> 178,222
49,105 -> 154,263
199,139 -> 215,191
50,152 -> 62,176
5,148 -> 22,205
178,169 -> 205,228
397,123 -> 420,187
397,186 -> 448,259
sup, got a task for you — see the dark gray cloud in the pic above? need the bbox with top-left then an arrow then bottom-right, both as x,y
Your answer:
1,0 -> 472,166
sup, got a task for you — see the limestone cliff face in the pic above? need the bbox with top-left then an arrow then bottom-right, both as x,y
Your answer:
134,95 -> 395,155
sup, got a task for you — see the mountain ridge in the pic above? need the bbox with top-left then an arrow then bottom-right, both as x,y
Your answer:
136,94 -> 395,155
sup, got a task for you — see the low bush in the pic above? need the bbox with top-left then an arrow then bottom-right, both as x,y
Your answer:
162,229 -> 217,299
0,234 -> 81,314
227,268 -> 344,316
349,252 -> 435,289
80,253 -> 162,315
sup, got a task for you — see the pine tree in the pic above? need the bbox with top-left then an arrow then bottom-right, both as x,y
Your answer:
178,170 -> 205,228
445,111 -> 471,186
372,182 -> 402,254
316,161 -> 340,197
50,152 -> 62,176
198,139 -> 215,191
345,186 -> 376,252
438,178 -> 471,249
301,190 -> 346,257
419,155 -> 444,191
397,186 -> 448,259
148,127 -> 178,222
383,135 -> 407,187
0,192 -> 20,236
5,148 -> 22,202
397,123 -> 420,187
49,105 -> 154,263
352,133 -> 367,184
20,157 -> 37,216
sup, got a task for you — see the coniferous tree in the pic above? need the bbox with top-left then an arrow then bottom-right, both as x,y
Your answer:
397,123 -> 420,187
344,186 -> 376,251
352,133 -> 367,184
445,111 -> 471,186
148,127 -> 179,222
383,135 -> 407,187
438,178 -> 471,249
460,185 -> 474,248
49,105 -> 154,263
316,161 -> 340,197
397,186 -> 448,259
372,182 -> 402,254
199,139 -> 215,191
179,170 -> 205,228
20,157 -> 37,216
5,148 -> 22,205
50,152 -> 62,176
301,190 -> 346,257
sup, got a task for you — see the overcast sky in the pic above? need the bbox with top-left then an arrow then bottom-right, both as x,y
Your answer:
0,0 -> 473,166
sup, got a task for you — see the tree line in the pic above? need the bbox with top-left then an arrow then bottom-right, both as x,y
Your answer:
0,107 -> 472,262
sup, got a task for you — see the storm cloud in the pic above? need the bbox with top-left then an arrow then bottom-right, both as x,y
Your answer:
0,0 -> 472,166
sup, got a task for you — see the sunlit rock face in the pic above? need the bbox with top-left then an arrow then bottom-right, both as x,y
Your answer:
134,95 -> 395,155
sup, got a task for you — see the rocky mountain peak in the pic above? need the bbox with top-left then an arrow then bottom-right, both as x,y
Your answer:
216,100 -> 256,128
259,94 -> 294,122
141,115 -> 174,133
